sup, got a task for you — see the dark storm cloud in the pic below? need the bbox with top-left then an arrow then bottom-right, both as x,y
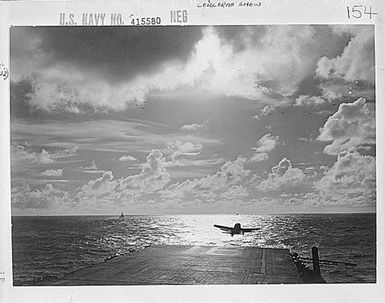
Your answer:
12,26 -> 204,83
10,79 -> 39,118
10,78 -> 50,118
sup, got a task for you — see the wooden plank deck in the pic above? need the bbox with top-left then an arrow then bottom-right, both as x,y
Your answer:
38,245 -> 303,285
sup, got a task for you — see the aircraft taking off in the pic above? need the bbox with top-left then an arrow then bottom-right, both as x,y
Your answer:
214,223 -> 260,236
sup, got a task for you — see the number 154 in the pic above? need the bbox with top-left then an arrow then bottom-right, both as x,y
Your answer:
347,5 -> 377,19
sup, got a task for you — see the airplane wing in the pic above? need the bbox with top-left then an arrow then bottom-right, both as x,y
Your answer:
240,227 -> 261,233
213,224 -> 233,231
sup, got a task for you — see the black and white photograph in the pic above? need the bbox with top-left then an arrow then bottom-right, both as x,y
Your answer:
8,24 -> 377,287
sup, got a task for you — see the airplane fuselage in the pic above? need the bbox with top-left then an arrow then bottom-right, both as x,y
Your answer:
231,223 -> 243,236
213,222 -> 260,236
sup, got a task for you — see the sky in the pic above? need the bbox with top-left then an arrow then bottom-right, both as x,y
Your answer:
10,25 -> 376,215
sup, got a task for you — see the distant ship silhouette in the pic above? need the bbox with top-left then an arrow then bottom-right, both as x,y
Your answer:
119,212 -> 124,218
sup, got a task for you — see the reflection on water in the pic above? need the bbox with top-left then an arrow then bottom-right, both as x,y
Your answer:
12,214 -> 375,284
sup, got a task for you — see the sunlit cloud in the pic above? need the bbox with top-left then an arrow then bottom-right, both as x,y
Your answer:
118,155 -> 138,162
318,98 -> 375,155
316,26 -> 374,84
250,133 -> 279,162
181,120 -> 209,131
82,160 -> 98,170
294,95 -> 327,107
40,168 -> 63,177
256,158 -> 306,191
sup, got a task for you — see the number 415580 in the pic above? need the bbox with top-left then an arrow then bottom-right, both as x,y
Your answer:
347,5 -> 377,19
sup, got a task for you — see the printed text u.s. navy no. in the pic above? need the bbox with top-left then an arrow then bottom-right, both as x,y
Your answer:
59,13 -> 130,26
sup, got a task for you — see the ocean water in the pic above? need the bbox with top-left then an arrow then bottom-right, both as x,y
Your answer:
11,213 -> 376,285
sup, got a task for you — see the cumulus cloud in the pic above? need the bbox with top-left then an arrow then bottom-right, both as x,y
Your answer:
283,197 -> 304,207
41,168 -> 63,177
316,26 -> 374,84
220,185 -> 249,200
250,153 -> 268,162
284,147 -> 376,209
318,77 -> 375,103
254,105 -> 276,119
118,155 -> 137,162
161,157 -> 249,200
12,145 -> 54,164
318,98 -> 375,155
62,145 -> 79,155
253,134 -> 279,153
213,25 -> 319,98
80,171 -> 117,197
12,183 -> 70,209
294,95 -> 327,107
163,141 -> 202,162
115,149 -> 170,194
78,149 -> 170,202
181,120 -> 209,131
260,105 -> 275,116
12,144 -> 79,167
83,160 -> 98,170
12,149 -> 172,210
250,133 -> 279,162
315,26 -> 375,102
314,149 -> 375,205
256,158 -> 306,191
300,192 -> 322,207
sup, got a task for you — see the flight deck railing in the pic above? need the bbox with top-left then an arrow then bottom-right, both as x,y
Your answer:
291,246 -> 357,283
